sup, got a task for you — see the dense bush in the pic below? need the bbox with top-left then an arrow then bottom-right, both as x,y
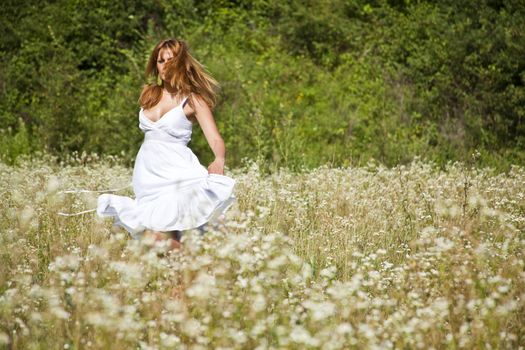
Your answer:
1,0 -> 523,171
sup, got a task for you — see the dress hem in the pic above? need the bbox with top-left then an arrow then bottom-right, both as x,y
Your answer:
97,177 -> 236,239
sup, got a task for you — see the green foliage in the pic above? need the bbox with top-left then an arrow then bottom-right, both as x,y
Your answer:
0,0 -> 523,170
375,0 -> 525,164
0,118 -> 31,165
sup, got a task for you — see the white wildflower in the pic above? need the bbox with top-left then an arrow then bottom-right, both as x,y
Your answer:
336,322 -> 354,335
186,272 -> 216,300
109,261 -> 144,286
301,263 -> 313,280
50,307 -> 70,320
289,325 -> 320,347
45,175 -> 61,193
182,318 -> 202,338
19,206 -> 35,226
303,300 -> 336,321
320,265 -> 337,279
160,332 -> 181,347
252,294 -> 267,312
267,255 -> 288,269
434,237 -> 454,252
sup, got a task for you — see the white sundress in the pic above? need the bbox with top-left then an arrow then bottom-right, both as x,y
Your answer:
96,95 -> 237,238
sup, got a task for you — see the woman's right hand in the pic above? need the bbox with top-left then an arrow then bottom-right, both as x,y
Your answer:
207,157 -> 225,175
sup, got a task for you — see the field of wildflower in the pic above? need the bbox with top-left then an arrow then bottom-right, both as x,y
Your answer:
1,154 -> 524,349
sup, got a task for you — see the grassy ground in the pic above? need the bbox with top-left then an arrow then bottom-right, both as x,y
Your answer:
1,155 -> 524,349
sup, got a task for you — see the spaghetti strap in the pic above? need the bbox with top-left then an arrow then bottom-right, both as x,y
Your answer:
181,94 -> 190,107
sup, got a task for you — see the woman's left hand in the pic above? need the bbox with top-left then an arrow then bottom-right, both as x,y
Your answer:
208,158 -> 225,175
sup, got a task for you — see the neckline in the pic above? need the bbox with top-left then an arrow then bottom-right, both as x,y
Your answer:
141,97 -> 188,124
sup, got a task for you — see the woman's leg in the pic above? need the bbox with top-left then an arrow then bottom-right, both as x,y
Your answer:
166,230 -> 183,241
143,229 -> 182,250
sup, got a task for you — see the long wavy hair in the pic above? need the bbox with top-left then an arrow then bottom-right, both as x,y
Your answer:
139,38 -> 219,110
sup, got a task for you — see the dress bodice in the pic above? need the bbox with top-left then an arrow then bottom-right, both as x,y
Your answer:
139,96 -> 192,145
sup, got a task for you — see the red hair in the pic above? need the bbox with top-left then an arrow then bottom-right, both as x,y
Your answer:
139,38 -> 219,110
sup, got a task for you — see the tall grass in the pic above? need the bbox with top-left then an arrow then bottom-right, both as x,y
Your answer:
1,154 -> 523,349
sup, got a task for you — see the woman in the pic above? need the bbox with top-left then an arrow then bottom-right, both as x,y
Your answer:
97,38 -> 236,250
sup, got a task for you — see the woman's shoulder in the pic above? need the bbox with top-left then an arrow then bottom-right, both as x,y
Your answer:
187,92 -> 215,110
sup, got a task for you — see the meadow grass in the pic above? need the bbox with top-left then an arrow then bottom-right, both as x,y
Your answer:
0,154 -> 523,349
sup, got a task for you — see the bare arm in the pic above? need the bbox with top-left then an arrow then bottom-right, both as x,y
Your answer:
191,95 -> 227,174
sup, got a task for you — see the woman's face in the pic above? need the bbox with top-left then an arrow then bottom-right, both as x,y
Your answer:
157,48 -> 174,81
